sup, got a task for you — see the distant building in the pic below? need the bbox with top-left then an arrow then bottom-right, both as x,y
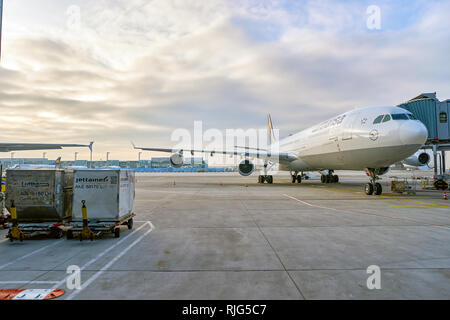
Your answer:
0,157 -> 208,170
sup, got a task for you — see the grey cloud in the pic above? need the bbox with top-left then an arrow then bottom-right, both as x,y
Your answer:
0,1 -> 449,160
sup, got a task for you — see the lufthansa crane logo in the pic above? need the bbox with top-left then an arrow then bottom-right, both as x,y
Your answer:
369,129 -> 379,141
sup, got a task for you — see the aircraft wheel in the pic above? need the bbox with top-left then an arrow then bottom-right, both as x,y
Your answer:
320,175 -> 326,183
374,183 -> 382,195
127,218 -> 134,230
365,183 -> 374,195
266,175 -> 273,184
326,175 -> 332,183
258,175 -> 265,184
291,175 -> 296,183
52,228 -> 63,239
332,175 -> 339,183
297,175 -> 302,183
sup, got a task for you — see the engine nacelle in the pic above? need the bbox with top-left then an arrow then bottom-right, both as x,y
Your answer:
238,159 -> 255,176
403,152 -> 430,167
169,153 -> 184,168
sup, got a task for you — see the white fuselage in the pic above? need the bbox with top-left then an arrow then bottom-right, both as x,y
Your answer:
277,106 -> 428,172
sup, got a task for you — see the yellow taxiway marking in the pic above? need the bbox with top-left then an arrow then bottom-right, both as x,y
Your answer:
307,183 -> 450,208
380,197 -> 450,208
388,205 -> 434,208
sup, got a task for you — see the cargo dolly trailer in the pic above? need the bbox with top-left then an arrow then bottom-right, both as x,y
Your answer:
66,169 -> 136,240
5,169 -> 73,241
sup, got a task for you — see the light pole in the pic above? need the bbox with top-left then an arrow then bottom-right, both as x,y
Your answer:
74,152 -> 78,161
89,141 -> 93,168
10,152 -> 14,160
43,152 -> 47,159
138,152 -> 142,162
106,152 -> 110,167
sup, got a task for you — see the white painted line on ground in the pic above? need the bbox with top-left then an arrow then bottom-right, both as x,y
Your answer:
283,194 -> 450,230
50,221 -> 153,292
66,222 -> 154,300
0,281 -> 60,284
0,240 -> 64,270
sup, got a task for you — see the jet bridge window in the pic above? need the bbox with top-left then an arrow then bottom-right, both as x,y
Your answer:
382,114 -> 391,123
373,115 -> 384,124
440,112 -> 447,123
391,113 -> 409,120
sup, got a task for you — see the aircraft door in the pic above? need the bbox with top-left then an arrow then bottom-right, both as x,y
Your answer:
341,112 -> 360,141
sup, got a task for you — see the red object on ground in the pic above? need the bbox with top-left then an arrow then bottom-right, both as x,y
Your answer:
0,289 -> 64,300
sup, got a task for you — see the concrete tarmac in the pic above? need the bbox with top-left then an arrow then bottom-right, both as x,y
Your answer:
0,171 -> 449,300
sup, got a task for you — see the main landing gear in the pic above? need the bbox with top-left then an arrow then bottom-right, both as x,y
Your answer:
365,169 -> 382,195
320,171 -> 339,184
258,162 -> 273,184
258,175 -> 273,184
290,171 -> 302,183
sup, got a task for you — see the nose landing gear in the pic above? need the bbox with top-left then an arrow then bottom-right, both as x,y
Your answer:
365,169 -> 382,195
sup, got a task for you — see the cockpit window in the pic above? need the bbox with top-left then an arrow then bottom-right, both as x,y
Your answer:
382,114 -> 391,123
407,113 -> 417,120
391,113 -> 409,120
373,115 -> 384,124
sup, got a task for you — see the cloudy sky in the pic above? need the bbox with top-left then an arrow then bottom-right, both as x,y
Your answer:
0,0 -> 449,161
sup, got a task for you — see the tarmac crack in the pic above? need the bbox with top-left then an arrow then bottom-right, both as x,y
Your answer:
240,199 -> 307,300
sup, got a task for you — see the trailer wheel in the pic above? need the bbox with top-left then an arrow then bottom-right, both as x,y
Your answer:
67,230 -> 73,240
52,228 -> 63,239
114,227 -> 120,238
127,218 -> 133,230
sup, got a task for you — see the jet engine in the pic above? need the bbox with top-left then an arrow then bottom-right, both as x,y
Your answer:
238,159 -> 255,176
169,153 -> 184,168
403,152 -> 430,167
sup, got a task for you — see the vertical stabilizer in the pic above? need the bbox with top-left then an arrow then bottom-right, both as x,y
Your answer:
268,114 -> 276,146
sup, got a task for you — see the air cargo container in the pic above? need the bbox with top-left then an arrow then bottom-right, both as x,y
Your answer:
5,169 -> 73,222
67,169 -> 135,239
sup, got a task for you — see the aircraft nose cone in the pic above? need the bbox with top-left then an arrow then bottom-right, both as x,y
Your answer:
399,121 -> 428,145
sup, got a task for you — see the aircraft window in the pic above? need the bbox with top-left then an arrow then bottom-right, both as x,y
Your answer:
382,114 -> 391,123
440,112 -> 447,123
373,115 -> 384,124
407,113 -> 417,120
391,113 -> 409,120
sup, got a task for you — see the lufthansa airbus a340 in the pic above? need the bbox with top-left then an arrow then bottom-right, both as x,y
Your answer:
133,105 -> 428,195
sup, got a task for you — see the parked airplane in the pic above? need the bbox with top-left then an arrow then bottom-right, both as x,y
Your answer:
392,150 -> 431,170
133,106 -> 428,195
0,142 -> 93,152
9,157 -> 63,169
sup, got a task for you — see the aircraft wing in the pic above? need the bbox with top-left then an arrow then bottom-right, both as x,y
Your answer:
132,143 -> 298,163
0,142 -> 94,152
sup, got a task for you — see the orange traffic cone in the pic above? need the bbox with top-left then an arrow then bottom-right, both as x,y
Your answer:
443,192 -> 448,200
